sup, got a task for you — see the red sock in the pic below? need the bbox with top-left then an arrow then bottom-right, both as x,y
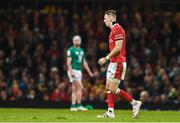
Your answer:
107,92 -> 114,108
116,88 -> 133,102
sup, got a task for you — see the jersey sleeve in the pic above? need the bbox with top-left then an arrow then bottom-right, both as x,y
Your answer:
67,49 -> 72,57
114,28 -> 124,41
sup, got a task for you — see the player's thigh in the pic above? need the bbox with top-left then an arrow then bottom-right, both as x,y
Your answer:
75,70 -> 83,89
107,78 -> 120,93
106,62 -> 117,90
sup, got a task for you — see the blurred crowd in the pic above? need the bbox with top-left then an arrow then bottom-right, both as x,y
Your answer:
0,2 -> 180,104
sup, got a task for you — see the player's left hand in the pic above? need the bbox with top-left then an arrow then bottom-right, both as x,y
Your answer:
98,57 -> 107,65
89,72 -> 94,77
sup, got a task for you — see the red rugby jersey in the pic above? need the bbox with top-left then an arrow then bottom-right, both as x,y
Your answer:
109,23 -> 126,62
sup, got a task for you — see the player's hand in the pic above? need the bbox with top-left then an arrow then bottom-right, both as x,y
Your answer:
89,72 -> 94,77
70,70 -> 75,77
98,57 -> 107,65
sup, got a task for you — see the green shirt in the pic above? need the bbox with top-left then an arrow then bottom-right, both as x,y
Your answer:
67,46 -> 85,70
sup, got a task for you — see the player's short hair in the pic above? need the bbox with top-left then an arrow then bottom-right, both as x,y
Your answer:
104,10 -> 117,18
73,35 -> 81,42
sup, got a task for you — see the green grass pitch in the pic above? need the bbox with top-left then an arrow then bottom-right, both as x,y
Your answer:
0,108 -> 180,122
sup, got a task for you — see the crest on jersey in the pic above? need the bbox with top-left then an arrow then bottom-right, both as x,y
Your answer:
75,51 -> 79,55
67,51 -> 71,56
80,51 -> 83,55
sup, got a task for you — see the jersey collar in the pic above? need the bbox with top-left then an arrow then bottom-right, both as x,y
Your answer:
112,23 -> 119,28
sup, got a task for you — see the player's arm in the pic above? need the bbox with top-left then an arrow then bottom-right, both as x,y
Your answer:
98,40 -> 122,65
66,50 -> 74,76
106,39 -> 123,60
83,59 -> 94,77
67,57 -> 72,71
98,28 -> 123,65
